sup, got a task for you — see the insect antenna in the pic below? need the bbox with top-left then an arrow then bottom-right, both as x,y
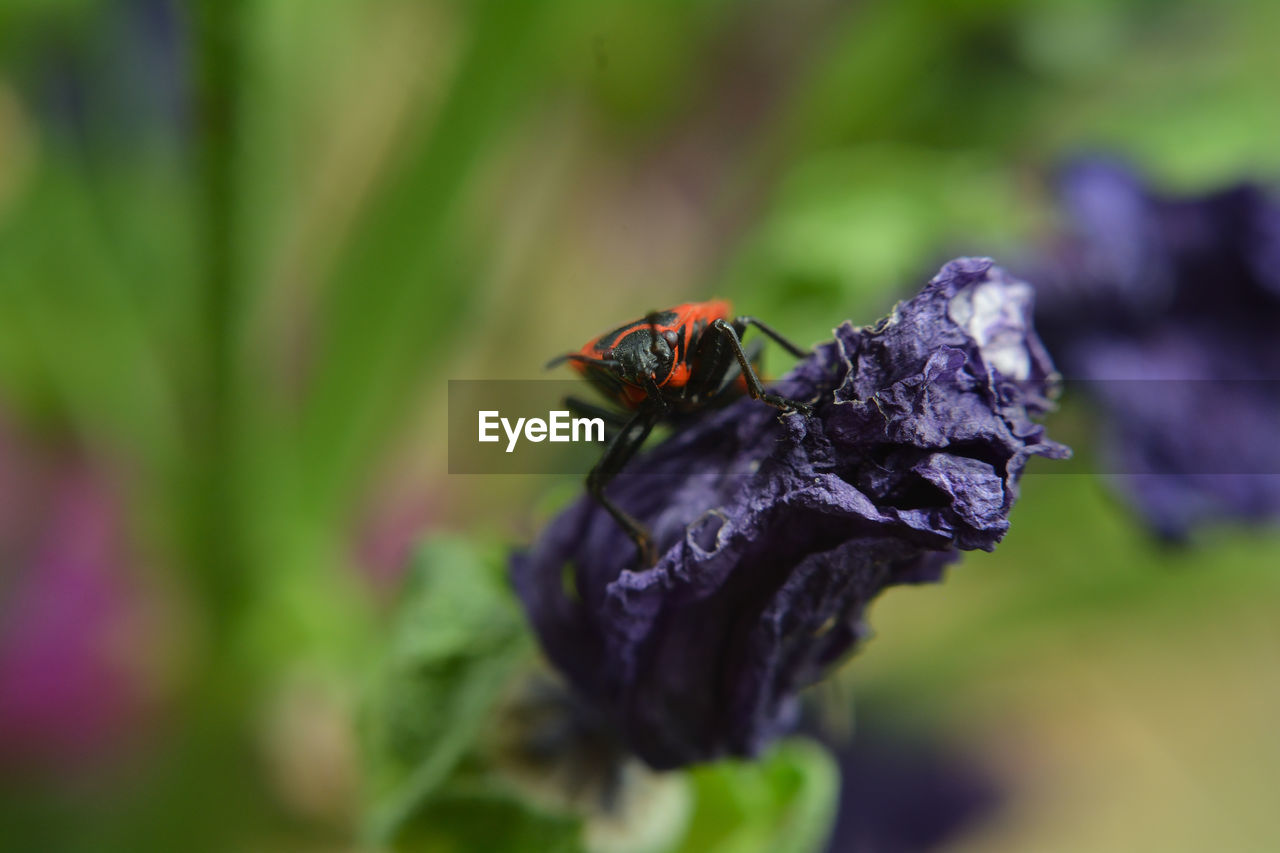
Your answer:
546,353 -> 621,370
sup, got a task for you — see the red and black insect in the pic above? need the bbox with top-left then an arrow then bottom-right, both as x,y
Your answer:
548,301 -> 814,567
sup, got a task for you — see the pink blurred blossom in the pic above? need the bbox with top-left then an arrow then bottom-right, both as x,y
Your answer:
0,419 -> 161,774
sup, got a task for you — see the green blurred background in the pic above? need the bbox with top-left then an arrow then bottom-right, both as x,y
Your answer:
1,0 -> 1278,850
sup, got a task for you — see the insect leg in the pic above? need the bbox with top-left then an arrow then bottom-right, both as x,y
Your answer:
710,337 -> 763,398
564,396 -> 628,441
733,315 -> 811,359
711,319 -> 813,415
586,405 -> 662,567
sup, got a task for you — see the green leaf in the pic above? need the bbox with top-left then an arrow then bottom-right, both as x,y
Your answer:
676,739 -> 839,853
298,0 -> 559,525
361,535 -> 534,844
390,786 -> 583,853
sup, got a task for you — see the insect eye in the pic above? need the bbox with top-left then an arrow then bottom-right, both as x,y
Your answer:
662,330 -> 679,348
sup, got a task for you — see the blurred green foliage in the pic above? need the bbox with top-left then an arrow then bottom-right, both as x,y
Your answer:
678,742 -> 838,853
1,0 -> 1278,850
363,538 -> 840,853
363,537 -> 533,845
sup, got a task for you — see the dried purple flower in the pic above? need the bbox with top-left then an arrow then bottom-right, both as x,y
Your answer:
510,258 -> 1068,769
1035,159 -> 1280,538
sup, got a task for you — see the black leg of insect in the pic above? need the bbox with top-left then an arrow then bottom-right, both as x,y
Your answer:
564,396 -> 630,442
710,318 -> 814,414
733,316 -> 810,359
698,338 -> 763,406
585,404 -> 663,567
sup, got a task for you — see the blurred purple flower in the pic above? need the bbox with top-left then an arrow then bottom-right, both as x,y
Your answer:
511,258 -> 1067,769
818,719 -> 1003,853
0,421 -> 158,774
1035,159 -> 1280,538
31,0 -> 189,144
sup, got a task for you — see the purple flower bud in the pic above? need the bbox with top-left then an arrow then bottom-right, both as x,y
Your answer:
511,259 -> 1068,769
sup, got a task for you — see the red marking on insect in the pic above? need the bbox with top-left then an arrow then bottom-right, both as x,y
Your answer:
552,301 -> 727,407
547,300 -> 815,567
